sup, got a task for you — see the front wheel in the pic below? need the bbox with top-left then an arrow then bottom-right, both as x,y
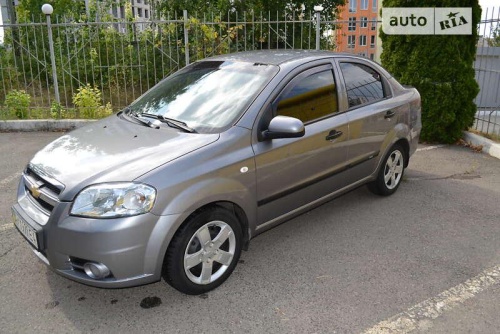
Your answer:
368,144 -> 406,196
163,207 -> 242,295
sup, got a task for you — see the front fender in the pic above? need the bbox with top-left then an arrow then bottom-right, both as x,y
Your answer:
160,177 -> 256,228
144,177 -> 256,279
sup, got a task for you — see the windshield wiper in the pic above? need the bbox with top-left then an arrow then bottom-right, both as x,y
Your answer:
142,113 -> 197,133
124,108 -> 162,128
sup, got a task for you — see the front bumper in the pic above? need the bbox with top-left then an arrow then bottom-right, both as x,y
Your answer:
12,172 -> 182,288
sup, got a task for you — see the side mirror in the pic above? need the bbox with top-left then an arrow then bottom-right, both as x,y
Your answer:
261,115 -> 305,140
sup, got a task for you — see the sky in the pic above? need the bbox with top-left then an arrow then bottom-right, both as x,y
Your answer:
480,0 -> 498,12
478,0 -> 498,37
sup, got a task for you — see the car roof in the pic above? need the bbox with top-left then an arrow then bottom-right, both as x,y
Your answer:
203,50 -> 369,66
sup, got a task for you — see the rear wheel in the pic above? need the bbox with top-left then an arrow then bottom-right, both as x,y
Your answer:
368,144 -> 406,196
163,207 -> 242,295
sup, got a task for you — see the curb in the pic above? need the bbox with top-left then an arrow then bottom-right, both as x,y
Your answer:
0,119 -> 96,132
463,131 -> 500,160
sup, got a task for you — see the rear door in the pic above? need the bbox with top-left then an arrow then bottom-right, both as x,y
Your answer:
335,59 -> 401,179
252,63 -> 350,226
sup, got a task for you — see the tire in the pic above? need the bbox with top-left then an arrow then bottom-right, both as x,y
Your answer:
368,143 -> 406,196
163,207 -> 242,295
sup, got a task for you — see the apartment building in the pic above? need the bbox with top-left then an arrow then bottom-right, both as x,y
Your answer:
336,0 -> 379,60
110,0 -> 152,21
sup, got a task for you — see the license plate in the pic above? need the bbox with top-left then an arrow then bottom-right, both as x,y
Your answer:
12,211 -> 39,250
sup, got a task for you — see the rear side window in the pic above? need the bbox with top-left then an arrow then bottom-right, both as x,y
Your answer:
339,62 -> 385,108
276,69 -> 338,123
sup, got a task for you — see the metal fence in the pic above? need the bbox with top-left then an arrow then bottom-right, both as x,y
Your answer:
473,7 -> 500,136
1,7 -> 499,132
0,10 -> 380,119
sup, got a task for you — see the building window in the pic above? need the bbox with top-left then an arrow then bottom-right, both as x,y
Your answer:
348,35 -> 356,48
370,35 -> 375,48
137,8 -> 142,17
361,17 -> 368,28
360,35 -> 367,46
361,0 -> 368,10
372,0 -> 377,11
349,0 -> 357,13
370,18 -> 377,30
348,17 -> 356,31
145,9 -> 149,18
370,53 -> 374,60
120,6 -> 125,18
137,0 -> 141,3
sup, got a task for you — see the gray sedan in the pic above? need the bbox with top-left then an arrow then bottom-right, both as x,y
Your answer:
12,50 -> 421,294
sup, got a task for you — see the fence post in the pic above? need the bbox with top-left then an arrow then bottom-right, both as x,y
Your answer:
183,10 -> 190,65
314,5 -> 324,50
42,3 -> 61,115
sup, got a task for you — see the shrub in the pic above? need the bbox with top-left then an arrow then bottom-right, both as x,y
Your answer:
50,102 -> 64,119
73,84 -> 113,119
380,0 -> 481,143
29,108 -> 49,119
0,106 -> 8,120
5,89 -> 31,119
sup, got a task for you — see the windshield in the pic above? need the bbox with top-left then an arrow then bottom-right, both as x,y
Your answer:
129,61 -> 279,133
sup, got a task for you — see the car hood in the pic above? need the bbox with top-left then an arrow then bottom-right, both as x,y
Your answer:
29,115 -> 219,201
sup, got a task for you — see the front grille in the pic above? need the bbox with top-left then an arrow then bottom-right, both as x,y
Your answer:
23,168 -> 62,213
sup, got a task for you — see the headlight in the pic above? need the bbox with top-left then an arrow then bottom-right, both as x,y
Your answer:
71,183 -> 156,218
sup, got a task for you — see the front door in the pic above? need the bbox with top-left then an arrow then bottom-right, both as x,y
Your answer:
252,64 -> 351,226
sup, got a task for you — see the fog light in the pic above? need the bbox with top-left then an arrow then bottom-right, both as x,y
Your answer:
83,262 -> 110,279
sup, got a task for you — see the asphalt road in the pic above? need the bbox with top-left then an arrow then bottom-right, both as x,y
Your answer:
0,132 -> 499,334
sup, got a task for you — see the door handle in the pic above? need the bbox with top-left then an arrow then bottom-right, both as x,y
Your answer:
384,110 -> 396,119
325,130 -> 343,141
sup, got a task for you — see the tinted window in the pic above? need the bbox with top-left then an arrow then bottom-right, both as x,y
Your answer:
340,62 -> 384,108
276,70 -> 338,123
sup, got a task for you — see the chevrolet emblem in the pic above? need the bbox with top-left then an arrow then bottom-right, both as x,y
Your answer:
30,185 -> 41,199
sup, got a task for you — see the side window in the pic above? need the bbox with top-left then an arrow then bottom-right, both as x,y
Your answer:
339,62 -> 385,108
276,69 -> 338,123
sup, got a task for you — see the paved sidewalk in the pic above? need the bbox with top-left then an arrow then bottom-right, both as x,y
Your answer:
463,131 -> 500,160
0,119 -> 95,132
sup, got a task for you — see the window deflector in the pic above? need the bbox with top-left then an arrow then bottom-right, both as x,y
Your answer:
271,64 -> 339,124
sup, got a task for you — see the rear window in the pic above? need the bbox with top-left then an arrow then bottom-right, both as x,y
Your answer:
340,62 -> 385,108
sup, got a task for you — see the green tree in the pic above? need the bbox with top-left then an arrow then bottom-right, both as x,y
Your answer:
380,0 -> 481,143
158,0 -> 343,16
158,1 -> 344,54
16,0 -> 85,21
